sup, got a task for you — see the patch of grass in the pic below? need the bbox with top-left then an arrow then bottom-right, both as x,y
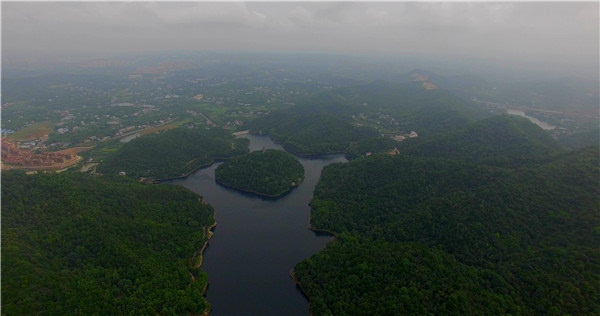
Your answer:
8,122 -> 54,141
80,139 -> 124,162
139,118 -> 191,136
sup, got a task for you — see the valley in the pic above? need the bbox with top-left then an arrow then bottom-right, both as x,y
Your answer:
2,49 -> 598,316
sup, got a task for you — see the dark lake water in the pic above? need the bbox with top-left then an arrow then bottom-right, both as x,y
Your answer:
167,134 -> 346,315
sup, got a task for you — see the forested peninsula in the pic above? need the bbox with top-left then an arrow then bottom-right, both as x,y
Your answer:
97,127 -> 249,180
215,149 -> 304,197
2,172 -> 215,315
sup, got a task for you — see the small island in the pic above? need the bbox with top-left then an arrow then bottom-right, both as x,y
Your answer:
215,149 -> 305,198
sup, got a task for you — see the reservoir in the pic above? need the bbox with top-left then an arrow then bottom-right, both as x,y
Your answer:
507,109 -> 556,130
167,134 -> 346,315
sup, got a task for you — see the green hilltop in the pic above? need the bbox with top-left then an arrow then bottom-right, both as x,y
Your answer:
215,149 -> 305,197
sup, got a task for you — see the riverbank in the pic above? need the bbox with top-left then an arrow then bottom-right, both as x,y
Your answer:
247,131 -> 346,158
306,205 -> 337,237
196,219 -> 217,316
214,177 -> 302,199
289,270 -> 315,316
156,156 -> 234,182
289,206 -> 337,316
287,149 -> 347,159
156,160 -> 220,182
194,220 -> 217,269
187,197 -> 218,315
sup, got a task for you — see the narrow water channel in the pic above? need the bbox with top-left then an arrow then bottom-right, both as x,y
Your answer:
167,134 -> 346,315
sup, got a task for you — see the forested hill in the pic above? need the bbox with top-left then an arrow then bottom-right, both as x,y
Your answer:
400,114 -> 561,167
295,145 -> 599,315
1,171 -> 216,315
248,80 -> 491,157
559,125 -> 600,151
329,79 -> 490,136
290,79 -> 488,124
248,113 -> 385,156
97,127 -> 249,180
215,149 -> 305,197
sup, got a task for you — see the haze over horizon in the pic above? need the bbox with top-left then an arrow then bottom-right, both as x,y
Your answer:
2,2 -> 599,79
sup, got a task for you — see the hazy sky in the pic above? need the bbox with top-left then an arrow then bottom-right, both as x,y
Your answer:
2,2 -> 598,77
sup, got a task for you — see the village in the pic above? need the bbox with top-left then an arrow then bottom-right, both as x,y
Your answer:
1,138 -> 83,171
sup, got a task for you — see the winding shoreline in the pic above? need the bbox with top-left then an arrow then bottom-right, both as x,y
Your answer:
248,131 -> 346,159
214,177 -> 302,199
198,220 -> 217,316
289,270 -> 315,316
195,220 -> 217,269
306,206 -> 337,237
191,205 -> 217,316
176,133 -> 341,315
156,158 -> 228,182
287,206 -> 338,316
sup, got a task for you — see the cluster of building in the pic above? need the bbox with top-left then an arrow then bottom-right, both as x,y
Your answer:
116,126 -> 136,135
1,140 -> 77,169
1,129 -> 15,136
223,120 -> 244,129
392,131 -> 418,142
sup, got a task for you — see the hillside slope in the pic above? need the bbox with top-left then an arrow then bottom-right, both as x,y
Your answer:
97,127 -> 248,179
296,141 -> 599,315
2,172 -> 216,315
248,80 -> 490,157
401,114 -> 561,167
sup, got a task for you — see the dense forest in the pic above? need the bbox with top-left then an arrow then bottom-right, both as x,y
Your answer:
97,127 -> 249,180
400,115 -> 561,167
558,125 -> 600,151
328,79 -> 491,136
2,171 -> 215,315
248,112 -> 387,157
215,149 -> 305,197
248,80 -> 491,157
295,117 -> 600,315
